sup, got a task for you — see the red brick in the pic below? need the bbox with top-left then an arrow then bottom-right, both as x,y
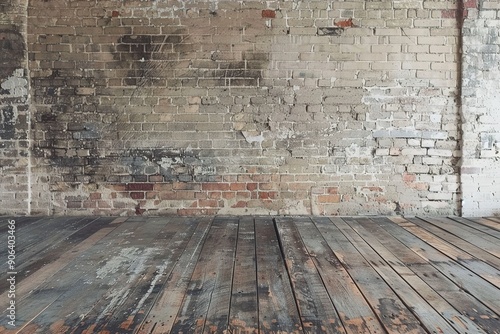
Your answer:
230,183 -> 246,191
317,194 -> 341,203
89,192 -> 101,200
403,173 -> 416,182
262,9 -> 276,18
259,191 -> 278,200
208,191 -> 222,199
246,183 -> 258,191
126,183 -> 154,191
198,199 -> 220,207
236,192 -> 251,199
111,10 -> 120,17
159,191 -> 176,200
463,0 -> 477,9
326,187 -> 339,194
335,18 -> 355,28
130,192 -> 145,199
441,9 -> 456,18
222,192 -> 236,199
232,201 -> 247,208
202,183 -> 230,191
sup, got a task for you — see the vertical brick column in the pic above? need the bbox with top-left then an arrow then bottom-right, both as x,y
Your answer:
0,0 -> 30,215
460,0 -> 500,215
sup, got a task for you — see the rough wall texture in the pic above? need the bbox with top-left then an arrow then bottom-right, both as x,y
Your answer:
1,0 -> 498,216
461,0 -> 500,216
0,0 -> 30,215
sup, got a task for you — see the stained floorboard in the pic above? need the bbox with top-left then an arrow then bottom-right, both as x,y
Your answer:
0,216 -> 499,334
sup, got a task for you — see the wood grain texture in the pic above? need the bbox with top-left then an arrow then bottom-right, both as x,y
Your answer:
1,216 -> 499,334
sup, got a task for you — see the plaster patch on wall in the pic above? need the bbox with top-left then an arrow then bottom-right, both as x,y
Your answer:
1,69 -> 28,98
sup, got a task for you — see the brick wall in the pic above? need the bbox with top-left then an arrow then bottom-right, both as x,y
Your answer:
0,0 -> 30,215
461,0 -> 500,216
1,0 -> 498,216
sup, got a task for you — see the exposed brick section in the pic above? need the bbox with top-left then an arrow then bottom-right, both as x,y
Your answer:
1,0 -> 498,216
0,0 -> 30,215
261,10 -> 276,19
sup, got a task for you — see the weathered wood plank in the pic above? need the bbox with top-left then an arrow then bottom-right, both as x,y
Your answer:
72,217 -> 200,333
255,217 -> 303,334
313,217 -> 426,334
228,217 -> 259,334
168,216 -> 238,334
373,217 -> 500,333
292,217 -> 385,334
449,217 -> 500,240
405,217 -> 500,275
0,217 -> 146,332
276,217 -> 346,334
485,217 -> 500,224
467,217 -> 500,231
401,217 -> 500,289
0,217 -> 107,295
346,217 -> 486,334
136,217 -> 212,334
385,217 -> 500,318
417,217 -> 500,258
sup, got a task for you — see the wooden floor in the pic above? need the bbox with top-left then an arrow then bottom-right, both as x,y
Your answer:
1,216 -> 499,334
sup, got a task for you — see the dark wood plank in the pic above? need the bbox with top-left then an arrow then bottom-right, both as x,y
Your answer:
292,217 -> 385,334
0,217 -> 124,319
276,217 -> 346,334
169,216 -> 238,334
406,218 -> 500,268
0,216 -> 44,235
68,217 -> 200,333
369,217 -> 500,333
0,217 -> 109,295
450,217 -> 500,239
313,217 -> 427,334
137,217 -> 213,334
255,217 -> 303,334
0,217 -> 146,332
417,217 -> 500,258
384,217 -> 500,317
345,217 -> 486,334
228,217 -> 259,334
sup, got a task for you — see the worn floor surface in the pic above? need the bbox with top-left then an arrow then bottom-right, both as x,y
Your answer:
0,216 -> 499,334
